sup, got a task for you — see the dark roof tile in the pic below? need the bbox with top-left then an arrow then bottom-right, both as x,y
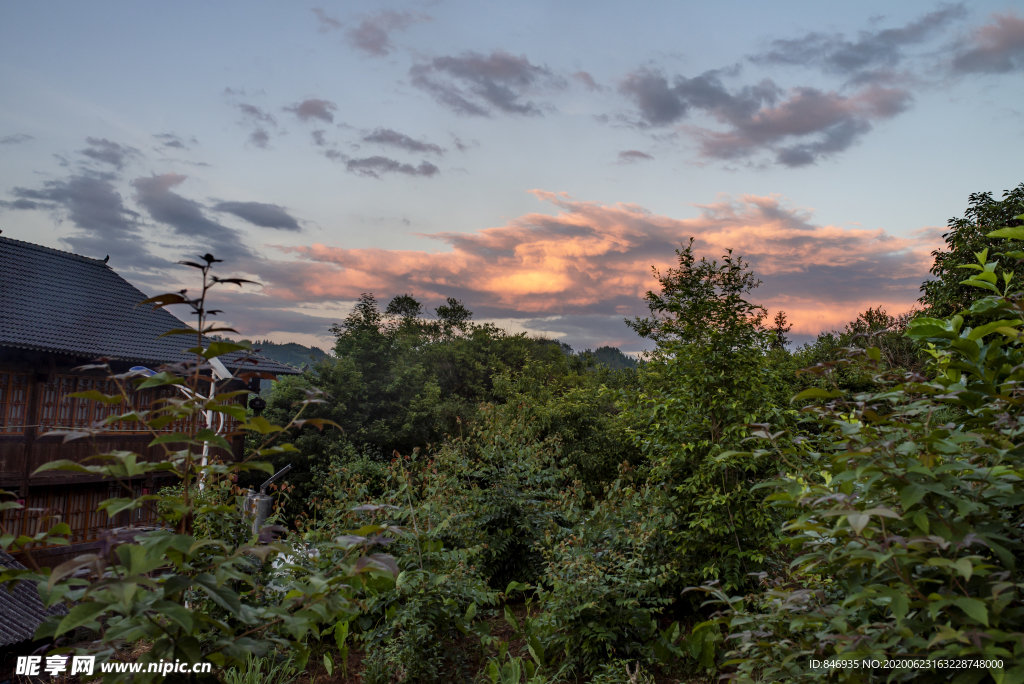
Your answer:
0,236 -> 300,376
0,551 -> 67,646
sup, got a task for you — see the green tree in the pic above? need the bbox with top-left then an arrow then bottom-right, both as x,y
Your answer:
590,346 -> 639,370
708,230 -> 1024,682
623,240 -> 790,594
919,182 -> 1024,317
258,293 -> 556,515
769,310 -> 792,351
245,340 -> 328,368
792,306 -> 925,392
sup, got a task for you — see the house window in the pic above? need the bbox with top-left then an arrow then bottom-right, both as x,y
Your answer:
0,373 -> 30,434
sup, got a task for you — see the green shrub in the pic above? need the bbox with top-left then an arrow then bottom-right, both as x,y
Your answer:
535,470 -> 675,674
623,240 -> 794,595
704,223 -> 1024,682
301,449 -> 502,683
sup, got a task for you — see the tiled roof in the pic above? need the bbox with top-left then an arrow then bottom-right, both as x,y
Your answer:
0,236 -> 300,376
0,551 -> 67,646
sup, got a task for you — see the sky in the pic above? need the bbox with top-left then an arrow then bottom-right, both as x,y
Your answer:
1,1 -> 1023,353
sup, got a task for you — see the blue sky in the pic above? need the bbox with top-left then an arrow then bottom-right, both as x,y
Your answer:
2,1 -> 1023,351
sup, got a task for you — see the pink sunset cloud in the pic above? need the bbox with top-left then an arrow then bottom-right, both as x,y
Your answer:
256,191 -> 942,336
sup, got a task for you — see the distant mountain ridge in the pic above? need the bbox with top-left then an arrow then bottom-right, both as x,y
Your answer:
590,345 -> 638,369
244,339 -> 329,369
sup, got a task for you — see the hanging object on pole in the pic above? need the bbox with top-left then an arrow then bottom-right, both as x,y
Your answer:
244,464 -> 293,537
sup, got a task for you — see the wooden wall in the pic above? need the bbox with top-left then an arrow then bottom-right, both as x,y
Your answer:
0,351 -> 250,567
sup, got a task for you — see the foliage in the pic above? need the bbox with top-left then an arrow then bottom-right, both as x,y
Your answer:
299,451 -> 502,684
536,467 -> 676,673
920,182 -> 1024,317
0,255 -> 397,682
769,310 -> 792,351
623,240 -> 791,594
256,293 -> 559,514
487,356 -> 641,494
792,306 -> 926,393
589,659 -> 657,684
222,654 -> 298,684
705,218 -> 1024,682
483,595 -> 556,684
590,346 -> 639,370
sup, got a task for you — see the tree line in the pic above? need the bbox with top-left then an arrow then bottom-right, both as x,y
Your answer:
5,182 -> 1024,684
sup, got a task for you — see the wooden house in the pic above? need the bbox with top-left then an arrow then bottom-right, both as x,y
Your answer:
0,236 -> 300,567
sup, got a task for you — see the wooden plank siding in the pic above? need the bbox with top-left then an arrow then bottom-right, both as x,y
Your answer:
0,361 -> 251,567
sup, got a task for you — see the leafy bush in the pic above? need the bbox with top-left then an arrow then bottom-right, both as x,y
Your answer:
623,240 -> 793,594
920,182 -> 1024,317
0,255 -> 398,682
536,469 -> 676,673
589,659 -> 657,684
257,293 -> 584,518
793,306 -> 925,388
300,450 -> 502,683
704,221 -> 1024,682
487,358 -> 641,495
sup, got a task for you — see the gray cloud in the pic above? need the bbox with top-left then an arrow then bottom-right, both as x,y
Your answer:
249,129 -> 270,148
12,172 -> 138,235
609,6 -> 976,168
153,133 -> 197,150
363,128 -> 444,155
10,171 -> 166,268
951,11 -> 1024,73
621,68 -> 779,126
212,200 -> 301,231
235,104 -> 277,148
345,10 -> 430,56
284,98 -> 338,123
0,198 -> 49,210
311,130 -> 329,147
618,150 -> 654,163
571,71 -> 603,91
311,8 -> 341,32
0,134 -> 33,145
238,103 -> 276,125
206,291 -> 340,340
752,5 -> 966,80
79,137 -> 142,170
410,50 -> 560,117
132,173 -> 252,261
326,154 -> 440,178
620,68 -> 911,166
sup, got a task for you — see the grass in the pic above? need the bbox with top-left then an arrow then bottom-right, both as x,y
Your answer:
222,654 -> 299,684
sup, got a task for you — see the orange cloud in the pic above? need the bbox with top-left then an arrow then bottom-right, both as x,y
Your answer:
265,190 -> 943,335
